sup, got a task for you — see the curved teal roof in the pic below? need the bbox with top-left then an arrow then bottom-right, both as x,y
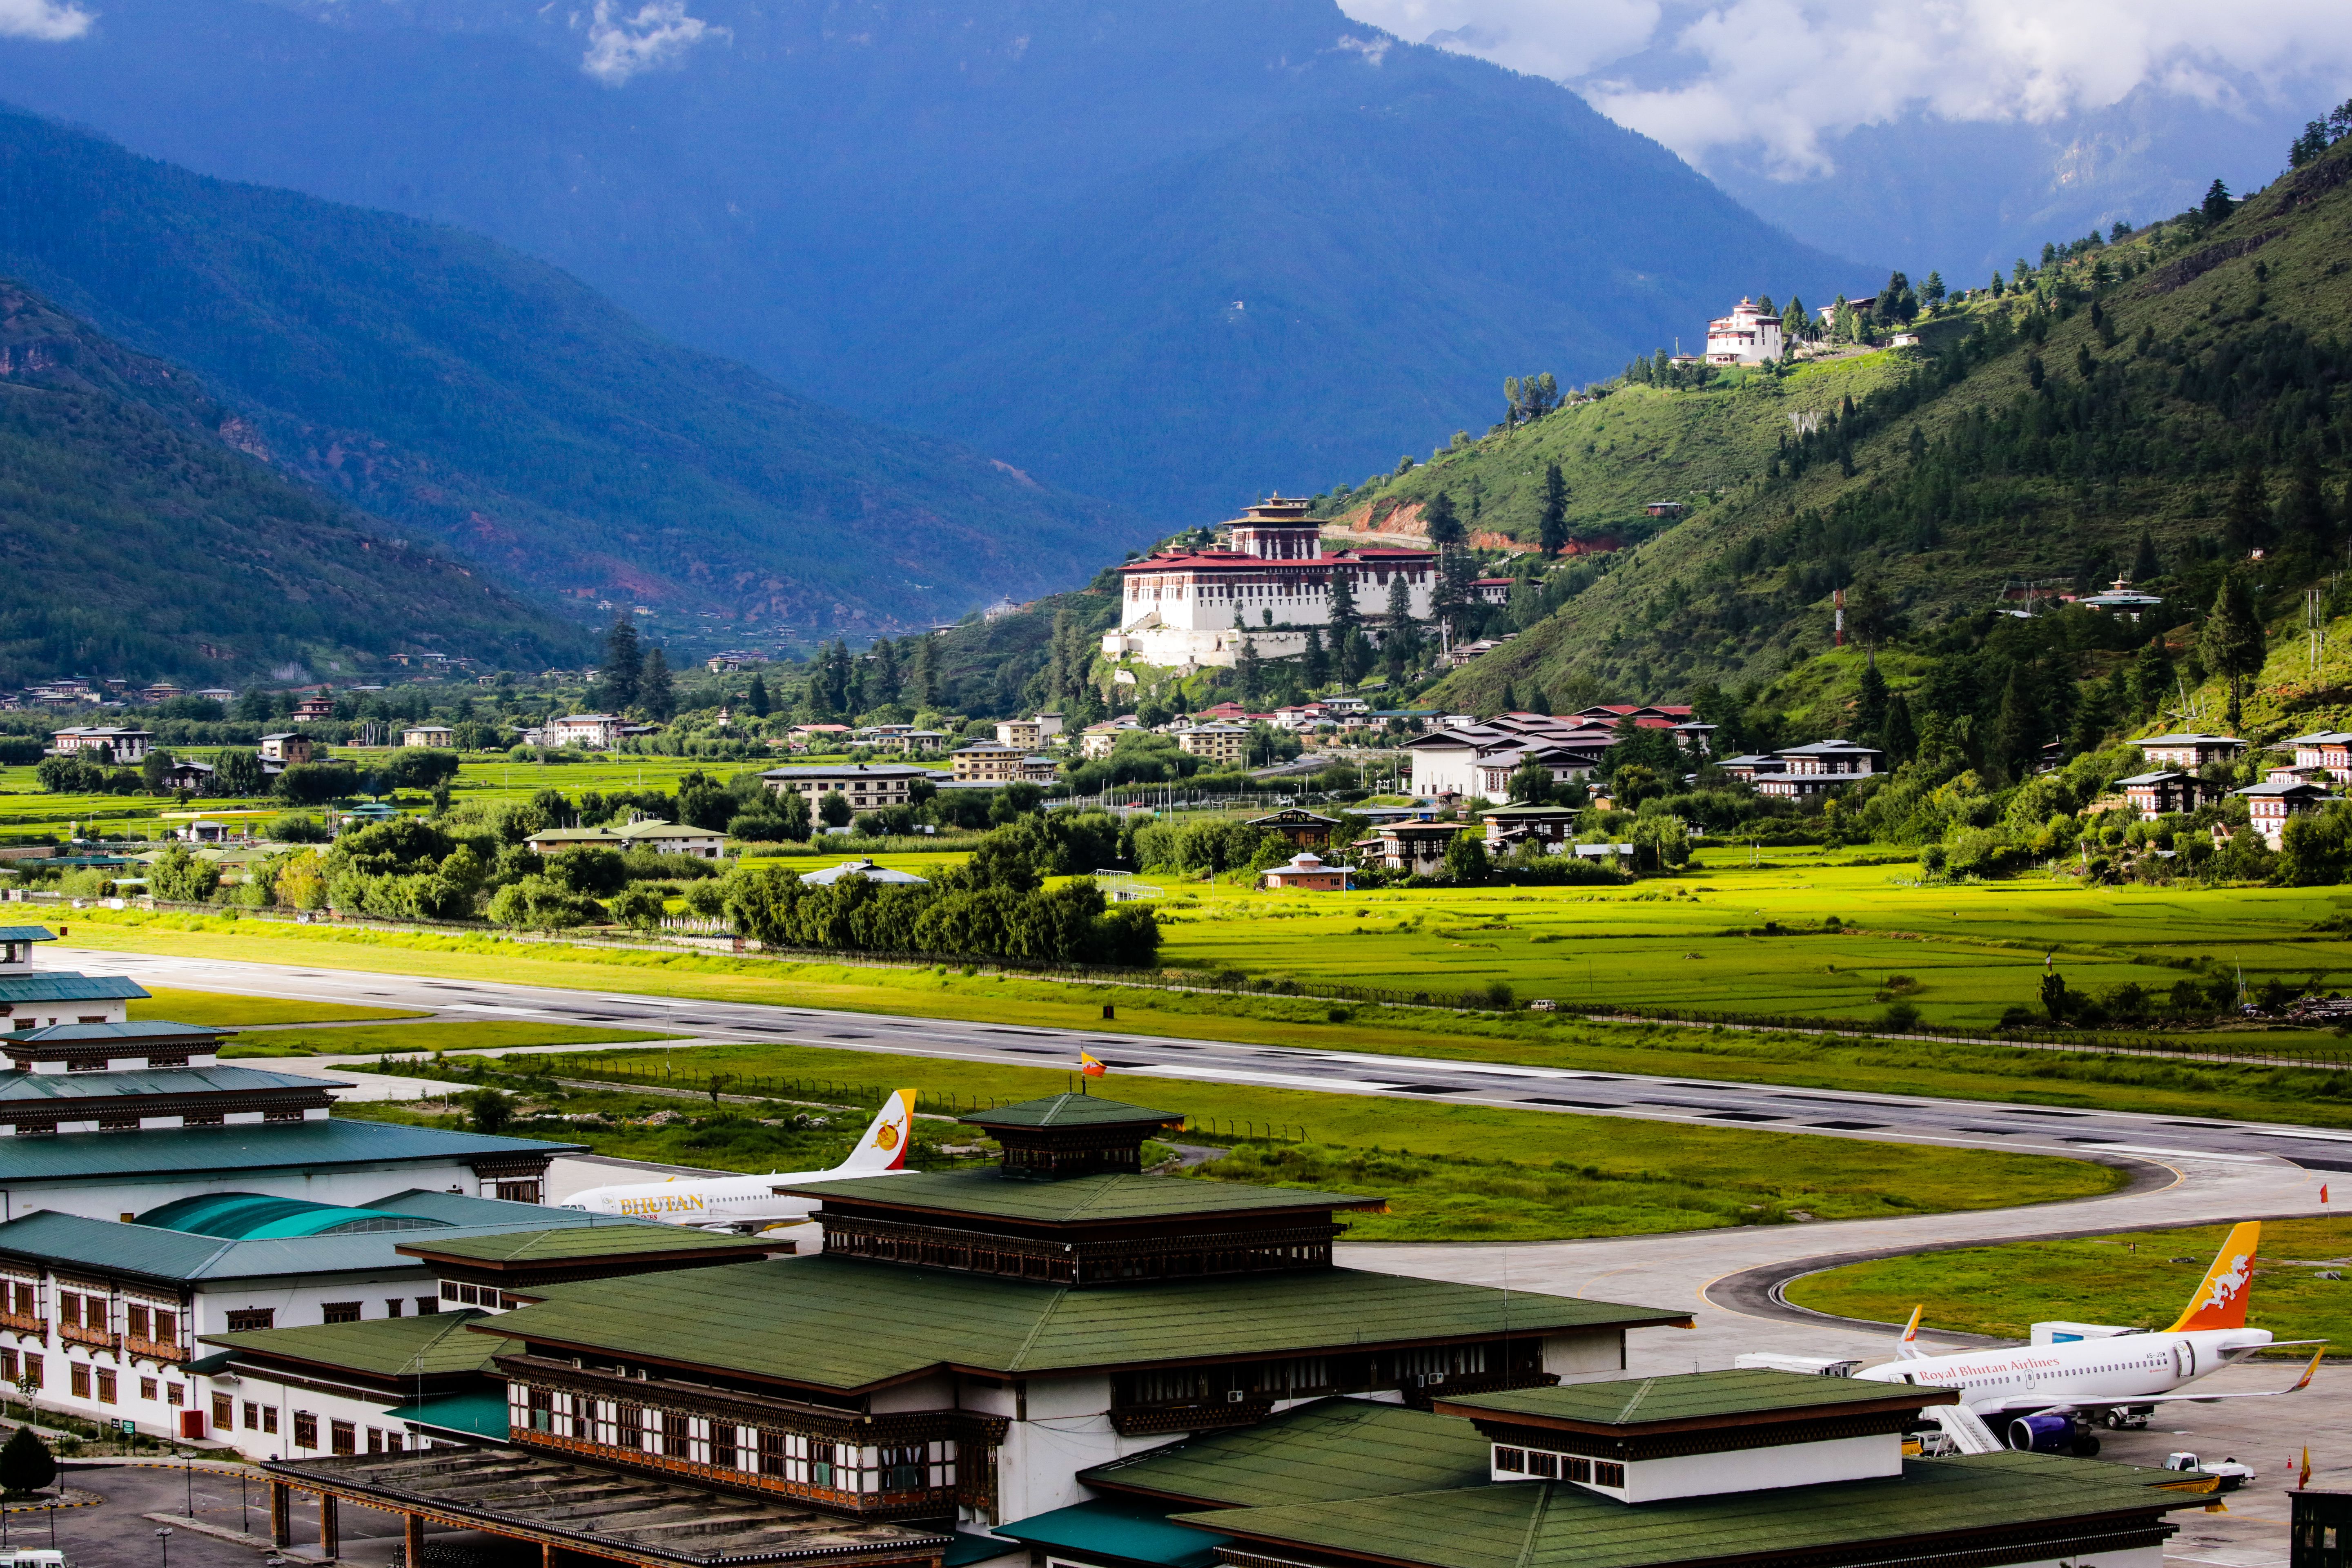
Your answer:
134,1192 -> 454,1240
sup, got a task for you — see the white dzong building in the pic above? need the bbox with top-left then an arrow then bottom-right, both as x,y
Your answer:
1102,499 -> 1438,670
1705,299 -> 1784,365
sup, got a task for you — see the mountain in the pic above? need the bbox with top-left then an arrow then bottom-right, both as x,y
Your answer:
0,278 -> 584,686
1396,134 -> 2352,710
0,0 -> 1868,521
0,108 -> 1137,638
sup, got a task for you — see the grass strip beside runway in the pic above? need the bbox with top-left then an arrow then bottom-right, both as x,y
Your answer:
350,1045 -> 2128,1242
1782,1218 -> 2352,1352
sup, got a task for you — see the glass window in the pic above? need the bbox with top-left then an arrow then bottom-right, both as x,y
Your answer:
713,1425 -> 738,1470
154,1309 -> 176,1343
263,1407 -> 279,1435
1528,1452 -> 1559,1479
127,1306 -> 151,1341
19,1354 -> 36,1391
664,1412 -> 692,1459
758,1430 -> 787,1477
614,1405 -> 644,1451
331,1420 -> 356,1456
96,1370 -> 117,1404
294,1412 -> 317,1449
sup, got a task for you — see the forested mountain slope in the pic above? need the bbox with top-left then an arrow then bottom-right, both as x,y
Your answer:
0,0 -> 1866,519
0,281 -> 584,686
1425,143 -> 2352,711
0,109 -> 1137,635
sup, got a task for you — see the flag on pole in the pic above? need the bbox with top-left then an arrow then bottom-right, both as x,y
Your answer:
2301,1446 -> 2312,1488
2323,1185 -> 2331,1204
1079,1050 -> 1107,1078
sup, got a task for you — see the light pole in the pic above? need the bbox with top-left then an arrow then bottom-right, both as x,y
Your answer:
156,1525 -> 174,1568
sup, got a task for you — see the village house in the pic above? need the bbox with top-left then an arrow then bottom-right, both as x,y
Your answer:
1247,808 -> 1341,849
2135,732 -> 2243,771
1755,739 -> 1883,799
292,693 -> 336,722
50,726 -> 155,764
952,742 -> 1026,783
159,759 -> 216,793
1103,498 -> 1438,669
1406,726 -> 1608,803
1469,577 -> 1513,606
1704,298 -> 1784,365
787,723 -> 853,749
1080,717 -> 1140,758
401,725 -> 456,749
542,713 -> 623,750
762,762 -> 932,811
258,733 -> 316,767
2117,772 -> 2214,820
995,714 -> 1066,750
1479,804 -> 1581,855
1018,755 -> 1061,785
1353,822 -> 1472,876
2234,777 -> 2335,849
1260,851 -> 1350,891
1175,723 -> 1249,768
2281,731 -> 2352,784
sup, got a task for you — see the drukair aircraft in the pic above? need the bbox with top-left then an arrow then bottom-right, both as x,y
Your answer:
562,1090 -> 918,1232
1853,1222 -> 2322,1456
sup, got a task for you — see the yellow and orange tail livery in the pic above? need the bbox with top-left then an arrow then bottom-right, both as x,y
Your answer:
2167,1221 -> 2262,1332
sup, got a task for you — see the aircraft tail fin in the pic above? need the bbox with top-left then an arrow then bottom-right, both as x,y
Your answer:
1897,1304 -> 1928,1360
2167,1221 -> 2261,1332
837,1090 -> 918,1174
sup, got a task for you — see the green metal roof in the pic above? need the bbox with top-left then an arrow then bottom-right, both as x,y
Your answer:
492,1257 -> 1688,1394
0,1116 -> 583,1185
961,1093 -> 1183,1131
397,1226 -> 777,1264
1083,1399 -> 1494,1508
0,1065 -> 334,1106
1175,1455 -> 2210,1568
1439,1370 -> 1949,1431
0,973 -> 150,1002
13,1020 -> 230,1044
206,1309 -> 511,1377
1473,806 -> 1579,819
0,928 -> 58,942
134,1192 -> 453,1240
786,1169 -> 1384,1223
994,1501 -> 1228,1568
382,1389 -> 511,1441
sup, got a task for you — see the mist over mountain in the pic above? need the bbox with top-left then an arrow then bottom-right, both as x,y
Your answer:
0,0 -> 1867,521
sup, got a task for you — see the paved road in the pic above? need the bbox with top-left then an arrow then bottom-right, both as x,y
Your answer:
73,946 -> 2352,1172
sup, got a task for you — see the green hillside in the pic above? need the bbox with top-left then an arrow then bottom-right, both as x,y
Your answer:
1321,352 -> 1917,550
0,279 -> 584,686
0,108 -> 1141,640
1403,143 -> 2352,709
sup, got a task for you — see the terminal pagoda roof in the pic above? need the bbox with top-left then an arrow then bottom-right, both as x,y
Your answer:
1171,1452 -> 2205,1568
786,1169 -> 1379,1227
1435,1369 -> 1956,1436
484,1254 -> 1685,1396
1082,1399 -> 1492,1508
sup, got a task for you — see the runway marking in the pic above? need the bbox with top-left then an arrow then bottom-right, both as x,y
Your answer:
1134,1063 -> 1409,1094
2082,1144 -> 2276,1163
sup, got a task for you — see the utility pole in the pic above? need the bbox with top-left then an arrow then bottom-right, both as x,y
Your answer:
1833,587 -> 1846,648
2310,586 -> 2326,676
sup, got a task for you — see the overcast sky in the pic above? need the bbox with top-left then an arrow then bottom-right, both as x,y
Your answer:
1338,0 -> 2352,178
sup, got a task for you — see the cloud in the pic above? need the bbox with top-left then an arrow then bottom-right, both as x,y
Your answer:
0,0 -> 94,42
1337,0 -> 2352,176
581,0 -> 729,86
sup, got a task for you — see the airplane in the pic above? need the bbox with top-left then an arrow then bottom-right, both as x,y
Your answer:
1851,1221 -> 2325,1456
561,1090 -> 919,1232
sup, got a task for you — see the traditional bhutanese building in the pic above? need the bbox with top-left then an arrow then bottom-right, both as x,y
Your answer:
1103,500 -> 1437,670
1704,299 -> 1784,366
260,1093 -> 1690,1568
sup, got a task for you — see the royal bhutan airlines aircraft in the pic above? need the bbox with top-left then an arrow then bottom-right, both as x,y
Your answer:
1852,1222 -> 2323,1456
561,1090 -> 918,1232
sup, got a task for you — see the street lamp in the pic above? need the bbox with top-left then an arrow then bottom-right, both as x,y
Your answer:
156,1525 -> 174,1568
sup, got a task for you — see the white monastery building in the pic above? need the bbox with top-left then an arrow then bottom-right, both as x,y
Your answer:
1704,298 -> 1784,366
1103,498 -> 1437,669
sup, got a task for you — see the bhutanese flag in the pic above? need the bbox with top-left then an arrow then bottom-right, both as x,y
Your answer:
1080,1050 -> 1107,1078
2301,1446 -> 2312,1488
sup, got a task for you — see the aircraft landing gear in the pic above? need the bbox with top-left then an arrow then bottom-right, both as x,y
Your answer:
2071,1432 -> 2104,1457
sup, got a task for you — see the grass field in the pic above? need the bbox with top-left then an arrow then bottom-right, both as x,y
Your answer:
1151,848 -> 2352,1033
219,1020 -> 684,1057
129,986 -> 425,1025
1782,1218 -> 2352,1354
52,907 -> 2352,1131
349,1043 -> 2125,1241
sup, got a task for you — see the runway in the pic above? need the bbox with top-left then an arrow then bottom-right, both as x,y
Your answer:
70,944 -> 2352,1172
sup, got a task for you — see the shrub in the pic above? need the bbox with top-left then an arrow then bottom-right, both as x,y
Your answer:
0,1425 -> 56,1493
608,886 -> 666,929
270,812 -> 332,843
486,876 -> 603,930
1880,1000 -> 1922,1031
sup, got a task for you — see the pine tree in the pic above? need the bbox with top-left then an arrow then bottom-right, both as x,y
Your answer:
2223,458 -> 2272,555
1302,626 -> 1330,689
1423,492 -> 1466,547
910,633 -> 940,710
1234,636 -> 1264,706
2201,178 -> 2235,225
1538,462 -> 1568,557
1880,693 -> 1917,766
2199,574 -> 2268,731
745,672 -> 770,718
2128,636 -> 2175,718
1328,566 -> 1359,638
2285,445 -> 2333,555
601,616 -> 641,711
640,647 -> 675,721
2131,531 -> 2160,582
1993,664 -> 2042,783
1498,681 -> 1521,716
1853,659 -> 1888,743
1526,686 -> 1551,717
